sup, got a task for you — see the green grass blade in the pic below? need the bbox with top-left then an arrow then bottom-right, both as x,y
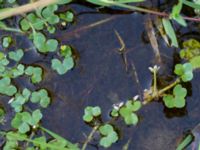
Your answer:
182,0 -> 200,9
176,134 -> 193,150
162,18 -> 179,47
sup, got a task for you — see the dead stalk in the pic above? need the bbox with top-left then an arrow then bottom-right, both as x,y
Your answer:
0,0 -> 59,20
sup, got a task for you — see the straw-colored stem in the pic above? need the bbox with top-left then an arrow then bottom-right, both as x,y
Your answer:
0,0 -> 59,20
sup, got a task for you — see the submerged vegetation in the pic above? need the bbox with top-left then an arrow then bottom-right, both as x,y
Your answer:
0,0 -> 199,149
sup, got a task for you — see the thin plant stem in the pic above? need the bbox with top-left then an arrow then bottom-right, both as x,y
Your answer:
81,125 -> 99,150
0,0 -> 60,20
143,78 -> 181,105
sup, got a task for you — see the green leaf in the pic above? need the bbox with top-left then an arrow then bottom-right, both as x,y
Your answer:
29,109 -> 43,126
190,56 -> 200,69
33,32 -> 58,53
11,64 -> 25,78
20,13 -> 44,31
99,124 -> 118,148
118,100 -> 141,125
2,36 -> 12,48
25,66 -> 43,84
59,11 -> 74,22
8,49 -> 24,62
10,88 -> 31,112
40,126 -> 79,150
30,89 -> 50,108
162,18 -> 178,47
60,45 -> 72,57
11,110 -> 42,134
170,1 -> 187,26
174,63 -> 193,82
42,5 -> 59,25
182,0 -> 200,10
51,56 -> 74,75
163,84 -> 187,108
83,106 -> 101,122
0,77 -> 17,96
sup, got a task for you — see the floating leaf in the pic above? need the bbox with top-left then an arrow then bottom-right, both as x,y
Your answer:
99,124 -> 118,148
2,36 -> 12,48
60,45 -> 72,57
20,13 -> 44,31
33,32 -> 58,53
180,39 -> 200,69
174,63 -> 193,82
51,57 -> 74,75
59,11 -> 74,22
119,100 -> 141,125
42,5 -> 59,25
25,66 -> 43,84
8,49 -> 24,62
0,52 -> 9,73
10,88 -> 31,112
31,89 -> 50,108
163,84 -> 187,108
83,106 -> 101,122
0,77 -> 17,96
11,110 -> 42,133
11,64 -> 25,78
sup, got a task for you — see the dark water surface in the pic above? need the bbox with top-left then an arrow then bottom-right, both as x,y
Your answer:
1,2 -> 200,150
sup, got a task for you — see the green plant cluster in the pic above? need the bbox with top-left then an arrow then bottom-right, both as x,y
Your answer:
180,39 -> 200,69
111,100 -> 141,125
0,0 -> 199,149
51,45 -> 74,75
99,124 -> 118,148
162,61 -> 194,108
163,84 -> 187,108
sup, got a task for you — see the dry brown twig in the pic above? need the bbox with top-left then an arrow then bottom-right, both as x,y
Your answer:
0,0 -> 59,20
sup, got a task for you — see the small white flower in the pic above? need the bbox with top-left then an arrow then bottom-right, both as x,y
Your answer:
113,102 -> 124,110
133,95 -> 139,100
8,97 -> 14,104
148,65 -> 160,73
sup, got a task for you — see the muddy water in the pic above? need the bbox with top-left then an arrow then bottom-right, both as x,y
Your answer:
1,2 -> 200,150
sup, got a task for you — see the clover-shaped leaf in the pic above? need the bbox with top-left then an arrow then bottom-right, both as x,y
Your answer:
0,77 -> 17,96
11,110 -> 42,133
11,64 -> 25,78
20,13 -> 44,31
163,84 -> 187,108
42,4 -> 60,25
83,106 -> 101,122
25,66 -> 43,84
0,52 -> 9,73
11,112 -> 31,133
99,124 -> 118,148
59,11 -> 74,22
119,100 -> 141,125
60,45 -> 72,57
174,63 -> 193,82
2,36 -> 12,48
29,109 -> 43,126
10,88 -> 31,112
31,89 -> 50,108
8,49 -> 24,62
51,57 -> 74,75
33,32 -> 58,53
